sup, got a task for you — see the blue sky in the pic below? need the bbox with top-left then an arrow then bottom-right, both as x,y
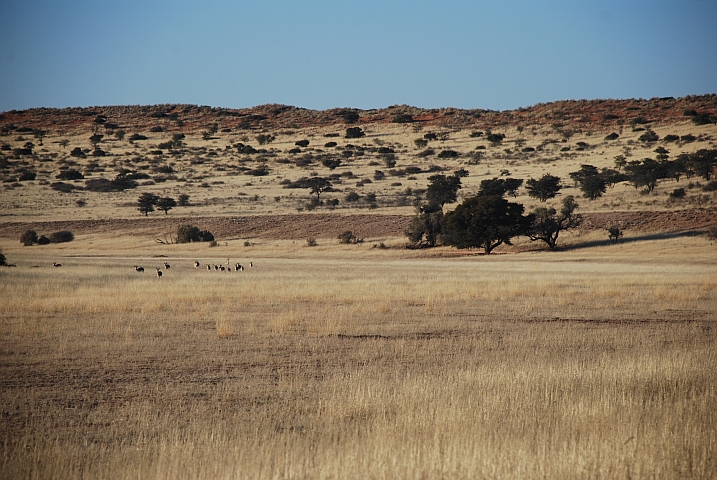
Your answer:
1,1 -> 716,112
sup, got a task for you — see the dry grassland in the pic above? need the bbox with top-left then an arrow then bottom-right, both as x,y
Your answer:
1,235 -> 716,479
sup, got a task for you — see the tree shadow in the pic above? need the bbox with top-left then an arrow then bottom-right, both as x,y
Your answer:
563,230 -> 706,251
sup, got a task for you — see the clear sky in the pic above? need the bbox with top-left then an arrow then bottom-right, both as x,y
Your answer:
1,1 -> 716,113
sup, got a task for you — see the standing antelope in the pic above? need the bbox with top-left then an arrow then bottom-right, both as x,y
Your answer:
134,266 -> 144,272
249,262 -> 254,268
156,268 -> 163,279
164,262 -> 171,269
53,262 -> 62,267
194,261 -> 200,268
206,264 -> 211,271
235,264 -> 243,271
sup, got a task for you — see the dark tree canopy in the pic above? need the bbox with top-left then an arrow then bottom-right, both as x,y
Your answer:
525,174 -> 562,202
345,127 -> 365,139
404,203 -> 443,248
478,177 -> 523,198
137,193 -> 159,216
306,177 -> 332,202
426,174 -> 462,207
569,165 -> 607,200
156,197 -> 177,215
442,195 -> 531,254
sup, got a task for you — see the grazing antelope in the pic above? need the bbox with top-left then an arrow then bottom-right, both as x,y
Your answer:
249,262 -> 254,268
134,266 -> 144,272
235,263 -> 243,271
53,262 -> 62,267
194,261 -> 200,268
214,265 -> 219,270
156,268 -> 163,279
164,262 -> 171,269
220,266 -> 225,271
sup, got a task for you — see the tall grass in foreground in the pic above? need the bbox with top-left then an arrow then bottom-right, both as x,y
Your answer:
1,254 -> 716,479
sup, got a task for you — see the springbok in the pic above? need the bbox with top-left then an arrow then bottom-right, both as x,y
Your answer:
53,262 -> 62,267
134,266 -> 144,272
206,264 -> 211,271
194,261 -> 200,268
164,262 -> 171,269
235,264 -> 243,271
249,262 -> 254,268
156,268 -> 163,279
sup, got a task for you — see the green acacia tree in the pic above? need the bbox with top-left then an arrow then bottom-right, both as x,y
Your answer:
137,193 -> 159,216
527,196 -> 582,250
442,195 -> 531,254
156,197 -> 177,215
525,174 -> 562,202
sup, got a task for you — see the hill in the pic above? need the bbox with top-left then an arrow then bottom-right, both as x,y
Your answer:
1,96 -> 716,243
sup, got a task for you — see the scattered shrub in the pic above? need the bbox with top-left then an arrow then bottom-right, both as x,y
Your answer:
324,141 -> 337,148
37,235 -> 51,245
605,132 -> 619,140
149,126 -> 163,132
177,224 -> 214,243
178,193 -> 190,206
306,237 -> 317,247
707,223 -> 717,241
50,182 -> 77,193
57,169 -> 84,180
345,192 -> 361,202
638,130 -> 659,142
702,181 -> 717,192
295,140 -> 310,147
21,229 -> 38,246
392,114 -> 413,123
338,230 -> 363,244
437,150 -> 459,158
669,188 -> 686,199
18,170 -> 36,181
663,134 -> 679,142
128,133 -> 147,141
49,230 -> 74,243
345,127 -> 365,139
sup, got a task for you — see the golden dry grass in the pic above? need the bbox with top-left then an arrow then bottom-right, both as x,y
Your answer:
1,235 -> 716,479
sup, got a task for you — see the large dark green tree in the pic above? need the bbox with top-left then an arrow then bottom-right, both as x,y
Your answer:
306,177 -> 332,202
404,203 -> 443,248
137,193 -> 159,216
442,195 -> 531,254
569,165 -> 607,200
527,196 -> 582,250
525,174 -> 562,202
426,173 -> 462,207
156,197 -> 177,215
478,177 -> 523,198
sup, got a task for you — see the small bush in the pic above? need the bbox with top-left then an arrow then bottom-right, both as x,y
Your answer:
437,150 -> 459,158
345,192 -> 361,202
57,169 -> 84,180
663,134 -> 679,142
18,170 -> 36,181
605,132 -> 619,140
37,235 -> 51,245
295,140 -> 310,147
178,193 -> 190,206
324,141 -> 337,148
49,230 -> 74,243
338,230 -> 363,244
177,224 -> 214,243
50,182 -> 77,193
0,250 -> 6,266
345,127 -> 365,139
702,181 -> 717,192
669,188 -> 686,199
638,130 -> 659,142
306,237 -> 317,247
21,229 -> 38,246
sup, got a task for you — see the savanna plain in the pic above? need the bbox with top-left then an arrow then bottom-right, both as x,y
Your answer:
1,235 -> 716,479
1,98 -> 717,479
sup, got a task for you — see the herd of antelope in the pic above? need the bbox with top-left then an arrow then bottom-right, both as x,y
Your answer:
131,259 -> 255,278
